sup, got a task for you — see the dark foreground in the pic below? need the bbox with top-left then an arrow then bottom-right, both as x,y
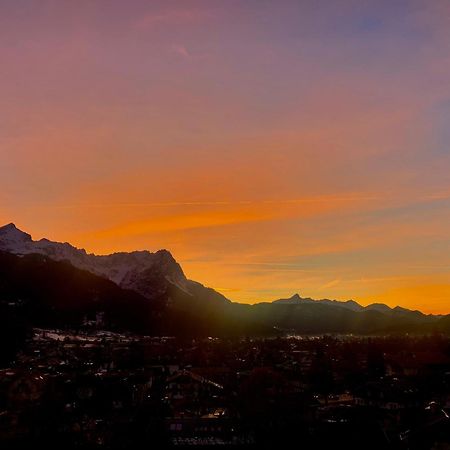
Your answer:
1,331 -> 449,449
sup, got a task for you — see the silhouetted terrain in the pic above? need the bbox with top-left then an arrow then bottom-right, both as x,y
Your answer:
1,228 -> 450,449
0,250 -> 449,352
0,223 -> 443,337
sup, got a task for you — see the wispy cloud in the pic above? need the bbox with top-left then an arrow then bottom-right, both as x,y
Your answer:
135,9 -> 211,29
171,44 -> 191,59
83,192 -> 381,241
36,193 -> 381,210
89,208 -> 273,238
319,279 -> 341,290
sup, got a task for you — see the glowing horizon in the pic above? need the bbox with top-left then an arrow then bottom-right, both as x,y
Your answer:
2,1 -> 450,314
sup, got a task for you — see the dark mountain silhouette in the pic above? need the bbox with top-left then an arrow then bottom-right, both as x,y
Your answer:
266,294 -> 437,323
0,251 -> 269,339
0,223 -> 448,338
0,251 -> 157,332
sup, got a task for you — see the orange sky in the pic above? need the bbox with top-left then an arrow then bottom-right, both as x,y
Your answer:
1,1 -> 450,313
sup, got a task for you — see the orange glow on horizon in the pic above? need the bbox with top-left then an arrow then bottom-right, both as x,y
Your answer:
2,1 -> 450,314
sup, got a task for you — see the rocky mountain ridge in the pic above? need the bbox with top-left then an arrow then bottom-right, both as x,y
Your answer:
0,223 -> 441,328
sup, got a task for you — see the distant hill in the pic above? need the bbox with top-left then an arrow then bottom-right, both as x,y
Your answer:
265,293 -> 436,324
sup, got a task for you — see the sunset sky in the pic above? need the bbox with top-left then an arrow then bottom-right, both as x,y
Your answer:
1,1 -> 450,313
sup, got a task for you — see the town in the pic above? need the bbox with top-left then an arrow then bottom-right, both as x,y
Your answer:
1,329 -> 449,449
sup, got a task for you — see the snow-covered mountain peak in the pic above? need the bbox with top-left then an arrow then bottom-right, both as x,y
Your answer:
0,223 -> 32,251
0,223 -> 189,299
0,222 -> 30,238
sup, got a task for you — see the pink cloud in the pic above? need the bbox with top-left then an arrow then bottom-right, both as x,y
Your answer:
171,44 -> 191,59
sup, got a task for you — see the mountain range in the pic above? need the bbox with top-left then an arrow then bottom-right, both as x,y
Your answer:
0,222 -> 448,337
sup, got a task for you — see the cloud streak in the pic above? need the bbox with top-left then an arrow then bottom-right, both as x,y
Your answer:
134,8 -> 212,29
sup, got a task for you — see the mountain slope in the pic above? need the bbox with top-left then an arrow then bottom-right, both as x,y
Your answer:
0,223 -> 230,307
0,251 -> 271,337
0,251 -> 158,332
